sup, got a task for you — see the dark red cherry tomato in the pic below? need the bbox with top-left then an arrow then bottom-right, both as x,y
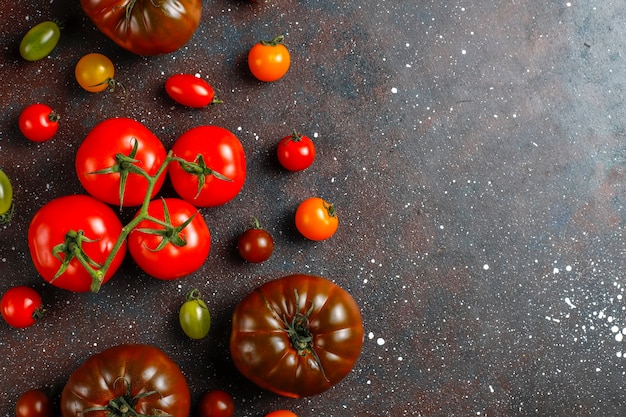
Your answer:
237,218 -> 274,263
277,131 -> 316,171
16,389 -> 53,417
1,286 -> 45,328
19,103 -> 60,142
197,390 -> 234,417
165,74 -> 221,108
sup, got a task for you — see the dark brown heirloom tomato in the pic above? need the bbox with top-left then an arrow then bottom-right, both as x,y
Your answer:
80,0 -> 202,55
230,274 -> 364,398
61,344 -> 190,417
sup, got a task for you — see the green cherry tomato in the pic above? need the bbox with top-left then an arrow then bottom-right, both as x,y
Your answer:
0,170 -> 13,224
19,21 -> 61,61
179,289 -> 211,339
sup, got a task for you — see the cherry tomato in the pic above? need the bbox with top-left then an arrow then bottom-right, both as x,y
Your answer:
197,390 -> 234,417
19,21 -> 60,61
248,35 -> 290,82
295,197 -> 338,241
237,218 -> 274,263
0,286 -> 44,328
277,131 -> 316,171
19,103 -> 60,142
165,74 -> 221,108
75,53 -> 118,93
169,125 -> 246,207
16,389 -> 53,417
179,289 -> 211,339
0,169 -> 13,224
265,411 -> 298,417
128,198 -> 211,280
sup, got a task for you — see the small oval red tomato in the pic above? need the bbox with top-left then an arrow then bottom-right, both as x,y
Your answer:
197,390 -> 234,417
128,198 -> 211,280
248,35 -> 290,82
277,131 -> 316,171
238,218 -> 274,263
28,194 -> 127,293
76,118 -> 167,207
1,286 -> 44,328
169,126 -> 246,207
295,197 -> 338,241
265,411 -> 298,417
165,74 -> 220,108
16,389 -> 53,417
230,274 -> 364,398
19,103 -> 60,142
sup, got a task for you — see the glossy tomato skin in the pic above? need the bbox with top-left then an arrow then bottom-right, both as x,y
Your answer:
19,103 -> 60,142
61,344 -> 190,417
169,126 -> 246,207
179,289 -> 211,339
198,390 -> 235,417
295,197 -> 338,241
28,194 -> 126,292
230,274 -> 364,398
128,198 -> 211,280
76,118 -> 167,207
19,21 -> 60,61
80,0 -> 202,55
0,286 -> 44,328
238,222 -> 274,263
277,132 -> 316,171
166,74 -> 218,108
0,169 -> 13,224
75,53 -> 115,93
16,389 -> 53,417
248,35 -> 290,82
266,411 -> 298,417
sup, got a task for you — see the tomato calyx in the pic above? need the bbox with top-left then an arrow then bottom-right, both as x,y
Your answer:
134,198 -> 199,250
171,154 -> 233,198
82,378 -> 169,417
260,35 -> 285,47
52,229 -> 105,290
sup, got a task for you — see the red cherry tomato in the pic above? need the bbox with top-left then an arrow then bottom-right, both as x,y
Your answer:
295,197 -> 338,241
16,389 -> 53,417
0,286 -> 44,328
248,35 -> 290,82
237,218 -> 274,263
18,103 -> 59,142
197,390 -> 235,417
165,74 -> 221,108
277,131 -> 316,171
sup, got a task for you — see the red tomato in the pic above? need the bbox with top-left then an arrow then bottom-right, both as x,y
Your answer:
295,197 -> 338,240
128,198 -> 211,280
197,390 -> 235,417
248,35 -> 290,82
61,344 -> 190,417
28,194 -> 127,293
237,218 -> 274,263
266,412 -> 298,417
80,0 -> 202,55
230,274 -> 364,398
75,118 -> 167,207
169,126 -> 246,207
16,389 -> 53,417
0,286 -> 44,328
18,103 -> 59,142
277,131 -> 316,171
165,74 -> 221,108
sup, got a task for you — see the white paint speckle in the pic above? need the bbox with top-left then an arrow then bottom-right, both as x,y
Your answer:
377,337 -> 385,346
391,87 -> 398,94
483,264 -> 489,271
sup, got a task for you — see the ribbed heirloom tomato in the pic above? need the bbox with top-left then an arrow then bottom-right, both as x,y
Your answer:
61,344 -> 190,417
230,274 -> 364,398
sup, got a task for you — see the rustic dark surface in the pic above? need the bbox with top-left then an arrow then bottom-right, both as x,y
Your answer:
2,1 -> 626,416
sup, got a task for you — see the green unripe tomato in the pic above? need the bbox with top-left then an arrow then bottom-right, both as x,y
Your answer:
0,170 -> 13,224
19,21 -> 61,61
179,289 -> 211,339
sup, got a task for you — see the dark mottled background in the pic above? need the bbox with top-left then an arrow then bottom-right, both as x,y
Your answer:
1,1 -> 625,416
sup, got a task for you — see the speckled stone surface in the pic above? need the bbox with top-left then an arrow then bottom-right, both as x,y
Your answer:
1,1 -> 626,416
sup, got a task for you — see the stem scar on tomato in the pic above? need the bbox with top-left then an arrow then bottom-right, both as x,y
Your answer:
82,377 -> 167,417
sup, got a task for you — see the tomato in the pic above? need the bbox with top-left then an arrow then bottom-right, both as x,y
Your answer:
75,118 -> 167,207
16,389 -> 53,417
197,390 -> 234,417
230,274 -> 364,398
80,0 -> 202,55
179,289 -> 211,339
19,103 -> 60,142
237,218 -> 274,263
0,169 -> 13,224
28,194 -> 127,293
128,198 -> 211,280
248,35 -> 290,82
61,344 -> 190,417
0,286 -> 44,328
165,74 -> 221,108
169,126 -> 246,207
277,131 -> 316,171
295,197 -> 338,241
75,53 -> 118,93
266,411 -> 298,417
19,21 -> 60,61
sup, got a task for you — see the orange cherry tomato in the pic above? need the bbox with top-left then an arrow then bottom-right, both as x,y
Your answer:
295,197 -> 338,241
248,35 -> 290,82
75,53 -> 117,93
